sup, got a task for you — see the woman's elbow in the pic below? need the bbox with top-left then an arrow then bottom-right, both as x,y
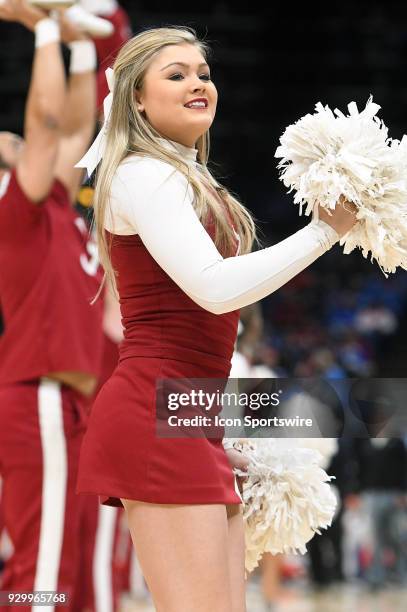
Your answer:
206,303 -> 228,315
190,295 -> 233,315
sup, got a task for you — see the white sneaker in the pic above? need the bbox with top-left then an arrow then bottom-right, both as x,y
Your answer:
28,1 -> 77,7
64,4 -> 114,37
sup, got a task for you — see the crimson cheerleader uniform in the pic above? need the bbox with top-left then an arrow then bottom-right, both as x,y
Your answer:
0,170 -> 104,609
76,137 -> 339,508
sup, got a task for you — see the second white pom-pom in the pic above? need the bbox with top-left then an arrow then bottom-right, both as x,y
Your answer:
230,438 -> 337,575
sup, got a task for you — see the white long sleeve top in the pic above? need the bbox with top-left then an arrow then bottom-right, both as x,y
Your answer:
104,137 -> 339,315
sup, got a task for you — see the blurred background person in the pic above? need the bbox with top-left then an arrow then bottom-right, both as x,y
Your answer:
0,1 -> 104,608
344,436 -> 407,590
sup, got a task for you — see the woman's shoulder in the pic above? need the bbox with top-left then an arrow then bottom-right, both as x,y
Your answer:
112,154 -> 191,205
116,153 -> 181,183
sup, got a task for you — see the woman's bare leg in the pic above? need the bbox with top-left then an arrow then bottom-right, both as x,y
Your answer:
121,499 -> 233,612
260,552 -> 283,605
226,503 -> 246,612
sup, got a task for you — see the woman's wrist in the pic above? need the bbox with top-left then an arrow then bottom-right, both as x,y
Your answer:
34,17 -> 60,48
68,39 -> 97,74
309,217 -> 340,249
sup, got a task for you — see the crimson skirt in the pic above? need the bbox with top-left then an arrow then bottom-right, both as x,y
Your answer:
76,356 -> 242,507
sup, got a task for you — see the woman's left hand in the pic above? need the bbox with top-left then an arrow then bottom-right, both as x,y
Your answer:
57,9 -> 88,43
225,447 -> 250,495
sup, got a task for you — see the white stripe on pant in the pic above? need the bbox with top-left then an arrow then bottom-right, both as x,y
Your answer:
93,504 -> 117,612
33,379 -> 67,612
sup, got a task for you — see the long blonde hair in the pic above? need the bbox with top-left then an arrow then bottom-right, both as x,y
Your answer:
93,25 -> 261,299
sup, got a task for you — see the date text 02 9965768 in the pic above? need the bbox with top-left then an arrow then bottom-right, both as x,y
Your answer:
0,592 -> 68,606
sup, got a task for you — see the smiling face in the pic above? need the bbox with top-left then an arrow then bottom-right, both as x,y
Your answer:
135,42 -> 217,148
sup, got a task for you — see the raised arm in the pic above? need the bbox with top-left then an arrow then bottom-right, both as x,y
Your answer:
54,14 -> 97,202
107,158 -> 350,315
0,1 -> 67,202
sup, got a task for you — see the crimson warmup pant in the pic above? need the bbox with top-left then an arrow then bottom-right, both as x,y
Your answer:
0,378 -> 87,612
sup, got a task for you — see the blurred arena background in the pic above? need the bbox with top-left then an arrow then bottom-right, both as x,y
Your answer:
1,1 -> 407,611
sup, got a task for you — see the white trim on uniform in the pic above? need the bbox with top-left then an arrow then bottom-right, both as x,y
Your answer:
93,504 -> 117,612
33,379 -> 67,612
0,476 -> 14,561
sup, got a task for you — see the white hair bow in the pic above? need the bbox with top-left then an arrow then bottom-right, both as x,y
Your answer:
75,67 -> 115,176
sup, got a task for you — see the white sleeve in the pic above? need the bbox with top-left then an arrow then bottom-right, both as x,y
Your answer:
107,157 -> 340,315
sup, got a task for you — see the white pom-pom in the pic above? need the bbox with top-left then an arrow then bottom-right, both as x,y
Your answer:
230,438 -> 337,575
275,96 -> 407,276
294,438 -> 338,470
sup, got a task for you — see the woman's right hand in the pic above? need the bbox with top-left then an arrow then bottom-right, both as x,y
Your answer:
0,0 -> 47,27
317,196 -> 359,238
225,447 -> 250,495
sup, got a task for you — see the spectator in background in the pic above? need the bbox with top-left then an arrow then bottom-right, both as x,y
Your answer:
307,438 -> 348,589
337,330 -> 375,377
346,435 -> 407,589
326,289 -> 358,336
354,299 -> 398,355
310,347 -> 346,379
